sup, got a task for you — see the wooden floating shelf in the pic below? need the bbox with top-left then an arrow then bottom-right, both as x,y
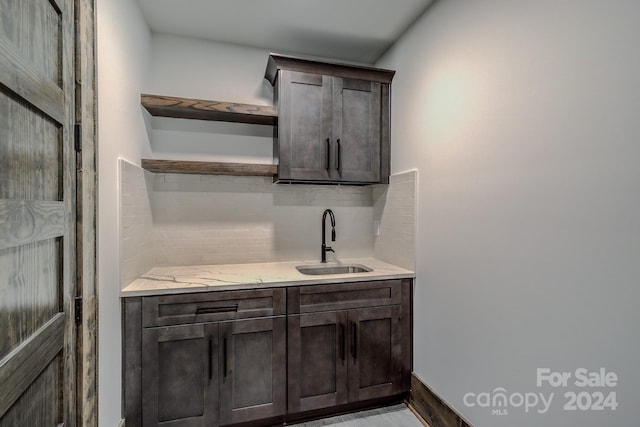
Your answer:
141,159 -> 278,177
141,94 -> 278,125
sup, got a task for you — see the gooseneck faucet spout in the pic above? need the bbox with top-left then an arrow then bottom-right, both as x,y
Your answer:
321,209 -> 336,263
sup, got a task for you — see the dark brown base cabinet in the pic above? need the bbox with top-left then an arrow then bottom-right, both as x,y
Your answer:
123,279 -> 412,427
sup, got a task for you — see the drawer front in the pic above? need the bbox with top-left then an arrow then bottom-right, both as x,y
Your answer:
287,280 -> 402,314
142,288 -> 286,327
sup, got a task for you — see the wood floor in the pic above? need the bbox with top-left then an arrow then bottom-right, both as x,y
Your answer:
287,404 -> 427,427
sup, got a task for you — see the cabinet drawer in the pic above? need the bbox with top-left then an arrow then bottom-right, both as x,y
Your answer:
287,280 -> 401,314
142,288 -> 286,327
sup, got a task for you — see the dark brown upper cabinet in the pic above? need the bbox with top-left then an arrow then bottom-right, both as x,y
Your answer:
265,54 -> 395,184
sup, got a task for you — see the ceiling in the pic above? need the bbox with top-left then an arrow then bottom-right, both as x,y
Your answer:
136,0 -> 434,64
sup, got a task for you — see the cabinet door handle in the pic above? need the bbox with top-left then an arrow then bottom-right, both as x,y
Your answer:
223,336 -> 228,379
208,337 -> 213,381
336,138 -> 341,171
340,323 -> 346,361
196,304 -> 238,315
326,138 -> 331,170
351,321 -> 357,359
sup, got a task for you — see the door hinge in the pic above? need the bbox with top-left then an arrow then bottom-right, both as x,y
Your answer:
74,123 -> 82,152
74,296 -> 82,325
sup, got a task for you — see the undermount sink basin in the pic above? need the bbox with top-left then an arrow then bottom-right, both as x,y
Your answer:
296,264 -> 373,276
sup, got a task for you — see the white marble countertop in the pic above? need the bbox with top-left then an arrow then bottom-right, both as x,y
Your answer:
121,257 -> 414,297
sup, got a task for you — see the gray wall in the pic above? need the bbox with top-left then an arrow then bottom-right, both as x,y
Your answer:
377,1 -> 640,426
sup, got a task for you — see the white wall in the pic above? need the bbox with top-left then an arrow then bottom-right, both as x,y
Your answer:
143,34 -> 275,164
377,1 -> 640,426
97,0 -> 151,424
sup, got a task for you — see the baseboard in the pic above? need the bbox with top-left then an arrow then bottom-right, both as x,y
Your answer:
408,373 -> 473,427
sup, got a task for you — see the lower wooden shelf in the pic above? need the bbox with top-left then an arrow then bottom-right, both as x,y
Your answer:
141,159 -> 278,177
141,94 -> 278,125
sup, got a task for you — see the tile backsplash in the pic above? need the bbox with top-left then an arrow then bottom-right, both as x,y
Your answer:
150,174 -> 374,266
373,170 -> 417,271
119,159 -> 154,287
119,161 -> 416,288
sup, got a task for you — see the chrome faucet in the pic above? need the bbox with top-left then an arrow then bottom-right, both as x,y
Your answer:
321,209 -> 336,263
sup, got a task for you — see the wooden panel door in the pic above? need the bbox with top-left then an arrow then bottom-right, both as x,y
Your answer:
0,0 -> 77,425
347,306 -> 403,403
287,311 -> 348,413
332,77 -> 382,183
277,70 -> 333,181
218,317 -> 286,425
141,324 -> 219,427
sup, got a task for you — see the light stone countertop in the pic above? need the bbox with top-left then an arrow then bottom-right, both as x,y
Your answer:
121,258 -> 415,297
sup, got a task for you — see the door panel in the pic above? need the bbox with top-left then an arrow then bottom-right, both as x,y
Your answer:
219,317 -> 286,425
348,306 -> 402,402
0,0 -> 62,83
278,70 -> 332,181
0,314 -> 65,424
0,238 -> 61,360
0,0 -> 76,424
358,317 -> 392,388
141,323 -> 219,427
287,311 -> 348,413
0,354 -> 62,427
0,90 -> 62,201
333,78 -> 381,183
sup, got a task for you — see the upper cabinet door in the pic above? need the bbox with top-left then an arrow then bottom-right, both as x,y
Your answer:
277,70 -> 333,181
332,77 -> 382,183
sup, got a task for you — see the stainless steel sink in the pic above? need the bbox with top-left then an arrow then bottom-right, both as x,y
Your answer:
296,264 -> 373,276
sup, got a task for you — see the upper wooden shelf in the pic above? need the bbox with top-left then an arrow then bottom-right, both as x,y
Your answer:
141,94 -> 278,125
142,159 -> 277,177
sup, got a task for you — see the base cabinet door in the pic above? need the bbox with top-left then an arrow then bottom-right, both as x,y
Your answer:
348,306 -> 403,402
141,323 -> 219,427
218,317 -> 287,425
287,311 -> 349,413
288,306 -> 404,412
